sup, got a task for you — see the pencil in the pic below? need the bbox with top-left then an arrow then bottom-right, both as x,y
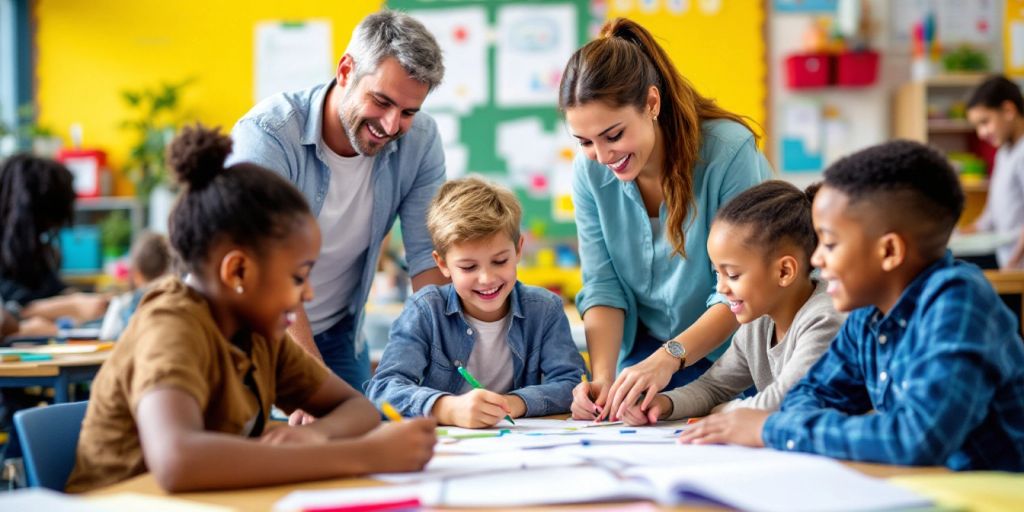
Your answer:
381,401 -> 403,422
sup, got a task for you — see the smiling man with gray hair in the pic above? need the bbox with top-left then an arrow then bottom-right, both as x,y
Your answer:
230,10 -> 449,405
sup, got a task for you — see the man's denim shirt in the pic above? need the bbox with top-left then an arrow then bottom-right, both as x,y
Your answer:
229,80 -> 445,347
367,282 -> 587,417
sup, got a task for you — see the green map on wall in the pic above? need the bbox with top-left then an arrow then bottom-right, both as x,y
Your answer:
388,0 -> 593,239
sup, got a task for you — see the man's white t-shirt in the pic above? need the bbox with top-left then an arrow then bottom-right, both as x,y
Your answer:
305,145 -> 375,334
463,313 -> 514,394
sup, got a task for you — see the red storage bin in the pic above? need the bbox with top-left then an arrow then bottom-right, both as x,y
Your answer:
835,51 -> 879,87
57,148 -> 107,198
785,53 -> 831,89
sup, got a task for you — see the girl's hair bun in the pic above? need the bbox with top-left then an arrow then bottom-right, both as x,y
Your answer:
166,124 -> 232,189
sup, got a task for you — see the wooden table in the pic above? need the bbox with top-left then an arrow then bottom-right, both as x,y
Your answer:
90,461 -> 948,512
0,352 -> 108,403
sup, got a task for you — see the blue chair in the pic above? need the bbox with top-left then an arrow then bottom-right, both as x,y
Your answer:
12,401 -> 88,490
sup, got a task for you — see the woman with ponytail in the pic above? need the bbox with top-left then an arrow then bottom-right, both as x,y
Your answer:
561,18 -> 772,421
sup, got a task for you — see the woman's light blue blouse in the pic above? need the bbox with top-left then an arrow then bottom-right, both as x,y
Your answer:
573,119 -> 773,363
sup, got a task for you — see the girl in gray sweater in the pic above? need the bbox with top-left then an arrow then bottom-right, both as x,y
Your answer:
622,181 -> 843,424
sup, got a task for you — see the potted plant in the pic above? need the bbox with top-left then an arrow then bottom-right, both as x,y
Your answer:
120,79 -> 193,232
99,210 -> 132,263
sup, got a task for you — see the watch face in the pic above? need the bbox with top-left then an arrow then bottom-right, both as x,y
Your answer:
665,341 -> 685,358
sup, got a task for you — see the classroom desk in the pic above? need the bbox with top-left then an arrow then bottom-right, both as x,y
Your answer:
0,352 -> 108,403
984,269 -> 1024,337
89,460 -> 948,512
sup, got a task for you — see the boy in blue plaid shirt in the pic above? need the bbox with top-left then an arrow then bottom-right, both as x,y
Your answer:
679,140 -> 1024,471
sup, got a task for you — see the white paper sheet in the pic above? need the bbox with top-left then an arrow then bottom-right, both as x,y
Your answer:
254,20 -> 332,103
495,4 -> 577,107
373,450 -> 584,483
627,456 -> 931,512
273,484 -> 439,512
411,7 -> 488,113
0,488 -> 107,512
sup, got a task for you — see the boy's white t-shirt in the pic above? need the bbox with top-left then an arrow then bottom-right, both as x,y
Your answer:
304,145 -> 375,334
975,136 -> 1024,267
463,313 -> 514,394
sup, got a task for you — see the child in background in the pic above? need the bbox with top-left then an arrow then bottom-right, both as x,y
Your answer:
99,231 -> 173,340
680,141 -> 1024,471
0,154 -> 108,335
964,75 -> 1024,269
66,125 -> 435,493
619,181 -> 843,425
368,177 -> 586,428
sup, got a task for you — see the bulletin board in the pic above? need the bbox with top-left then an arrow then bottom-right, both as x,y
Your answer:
387,0 -> 766,239
388,0 -> 592,240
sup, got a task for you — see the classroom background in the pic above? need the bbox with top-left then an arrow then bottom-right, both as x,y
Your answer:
2,0 -> 1022,355
2,0 -> 1022,338
1,0 -> 1024,508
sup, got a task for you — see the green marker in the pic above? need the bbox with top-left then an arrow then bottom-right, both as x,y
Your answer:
457,365 -> 515,425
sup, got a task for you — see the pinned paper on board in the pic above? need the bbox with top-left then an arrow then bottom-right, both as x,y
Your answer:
254,20 -> 332,103
431,113 -> 468,179
781,101 -> 824,172
496,117 -> 577,198
496,4 -> 577,107
412,7 -> 488,113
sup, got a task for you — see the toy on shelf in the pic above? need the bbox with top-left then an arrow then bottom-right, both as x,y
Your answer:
784,2 -> 879,90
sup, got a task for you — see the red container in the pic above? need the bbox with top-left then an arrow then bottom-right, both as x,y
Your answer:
785,53 -> 831,89
57,148 -> 107,198
835,51 -> 879,87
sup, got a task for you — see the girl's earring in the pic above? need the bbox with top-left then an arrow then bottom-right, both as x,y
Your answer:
235,284 -> 244,295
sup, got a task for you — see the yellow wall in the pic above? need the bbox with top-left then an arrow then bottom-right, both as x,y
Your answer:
36,0 -> 765,195
35,0 -> 383,195
608,1 -> 766,140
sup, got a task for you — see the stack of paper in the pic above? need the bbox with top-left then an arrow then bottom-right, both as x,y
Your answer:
275,444 -> 931,512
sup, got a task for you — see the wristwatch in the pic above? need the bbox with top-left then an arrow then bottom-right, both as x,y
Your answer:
3,300 -> 22,322
662,340 -> 687,369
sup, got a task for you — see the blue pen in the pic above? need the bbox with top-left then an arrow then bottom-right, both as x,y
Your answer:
457,365 -> 516,425
619,429 -> 637,434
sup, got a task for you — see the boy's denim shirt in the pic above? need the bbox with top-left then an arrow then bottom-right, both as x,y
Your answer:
368,281 -> 586,417
228,80 -> 445,351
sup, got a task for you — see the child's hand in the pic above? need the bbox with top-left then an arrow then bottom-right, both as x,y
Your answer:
621,394 -> 671,426
288,408 -> 317,426
571,379 -> 608,420
259,425 -> 328,446
18,316 -> 57,336
602,352 -> 678,422
72,293 -> 110,321
435,389 -> 512,428
361,417 -> 436,473
677,408 -> 769,447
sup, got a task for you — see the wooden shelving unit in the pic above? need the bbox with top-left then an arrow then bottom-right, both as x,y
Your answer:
893,74 -> 990,227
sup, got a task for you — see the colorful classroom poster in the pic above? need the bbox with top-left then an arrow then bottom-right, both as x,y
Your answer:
495,4 -> 577,107
411,7 -> 489,113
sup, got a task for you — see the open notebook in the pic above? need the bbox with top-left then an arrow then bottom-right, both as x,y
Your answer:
274,445 -> 930,512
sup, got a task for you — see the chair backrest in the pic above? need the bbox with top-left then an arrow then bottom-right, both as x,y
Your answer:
12,401 -> 88,490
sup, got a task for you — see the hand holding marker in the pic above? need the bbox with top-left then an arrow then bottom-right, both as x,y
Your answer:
457,365 -> 515,425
